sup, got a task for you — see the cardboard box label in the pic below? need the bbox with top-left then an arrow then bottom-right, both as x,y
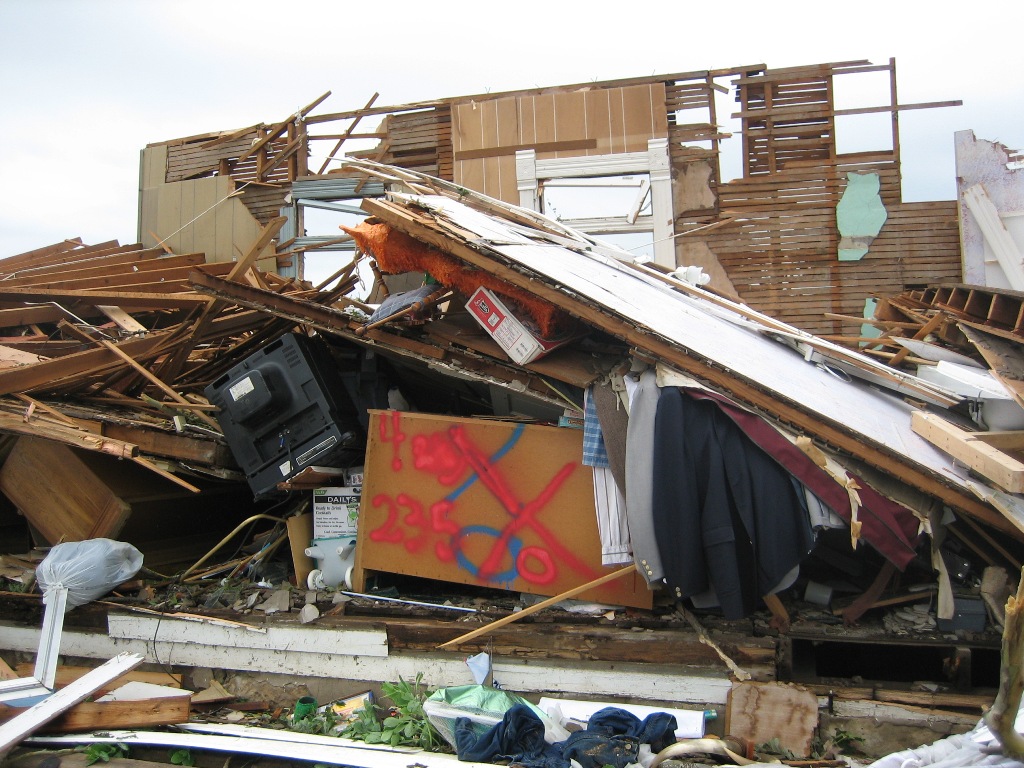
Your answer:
466,287 -> 546,364
313,486 -> 361,539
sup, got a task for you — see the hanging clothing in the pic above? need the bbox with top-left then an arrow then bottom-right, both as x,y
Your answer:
686,388 -> 921,568
593,378 -> 628,496
651,388 -> 815,619
592,466 -> 632,565
584,386 -> 631,564
582,387 -> 609,468
624,369 -> 665,586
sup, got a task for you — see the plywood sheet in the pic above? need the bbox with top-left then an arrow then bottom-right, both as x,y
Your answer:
355,410 -> 652,609
0,436 -> 131,543
725,681 -> 818,757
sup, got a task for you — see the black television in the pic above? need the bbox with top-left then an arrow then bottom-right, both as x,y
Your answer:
205,333 -> 364,498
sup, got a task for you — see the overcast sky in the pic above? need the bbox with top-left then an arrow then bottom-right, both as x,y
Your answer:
2,0 -> 1022,257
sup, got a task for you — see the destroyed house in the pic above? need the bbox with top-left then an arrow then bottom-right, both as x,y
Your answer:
2,57 -> 1024,760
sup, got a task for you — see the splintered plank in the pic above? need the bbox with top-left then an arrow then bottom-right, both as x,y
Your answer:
14,665 -> 181,692
912,411 -> 1024,494
0,331 -> 173,396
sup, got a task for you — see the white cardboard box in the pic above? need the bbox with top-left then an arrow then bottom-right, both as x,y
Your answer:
312,486 -> 361,539
466,286 -> 568,365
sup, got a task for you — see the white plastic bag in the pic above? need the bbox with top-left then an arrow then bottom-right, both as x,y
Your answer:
36,539 -> 144,609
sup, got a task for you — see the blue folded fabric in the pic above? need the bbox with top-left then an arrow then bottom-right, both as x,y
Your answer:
587,707 -> 678,754
454,703 -> 568,768
561,729 -> 639,768
452,703 -> 678,768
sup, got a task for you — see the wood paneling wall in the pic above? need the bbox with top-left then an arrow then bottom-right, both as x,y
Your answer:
138,147 -> 270,266
452,83 -> 669,203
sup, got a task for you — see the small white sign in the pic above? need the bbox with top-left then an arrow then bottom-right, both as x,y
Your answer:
313,486 -> 362,539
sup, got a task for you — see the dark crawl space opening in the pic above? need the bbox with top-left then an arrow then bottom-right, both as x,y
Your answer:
790,638 -> 1001,688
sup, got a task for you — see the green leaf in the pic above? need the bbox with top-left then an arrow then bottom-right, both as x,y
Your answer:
80,743 -> 128,766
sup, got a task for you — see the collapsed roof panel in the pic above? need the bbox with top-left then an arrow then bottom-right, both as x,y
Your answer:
350,181 -> 997,525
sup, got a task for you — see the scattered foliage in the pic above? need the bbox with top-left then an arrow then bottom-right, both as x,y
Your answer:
78,743 -> 129,765
812,728 -> 865,759
339,673 -> 447,752
756,737 -> 797,760
169,748 -> 195,766
285,706 -> 339,736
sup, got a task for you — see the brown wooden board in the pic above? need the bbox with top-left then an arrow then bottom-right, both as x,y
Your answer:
725,681 -> 819,757
13,665 -> 182,692
0,436 -> 131,542
0,694 -> 190,732
354,410 -> 652,609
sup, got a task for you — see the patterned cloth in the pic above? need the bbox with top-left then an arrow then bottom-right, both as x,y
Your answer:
582,386 -> 609,468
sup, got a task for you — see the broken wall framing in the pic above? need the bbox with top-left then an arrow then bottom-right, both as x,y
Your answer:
276,58 -> 962,335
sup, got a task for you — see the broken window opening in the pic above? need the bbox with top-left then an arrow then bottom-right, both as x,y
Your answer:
541,174 -> 652,222
834,112 -> 894,156
295,204 -> 373,297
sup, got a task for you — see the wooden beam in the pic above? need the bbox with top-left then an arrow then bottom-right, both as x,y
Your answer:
731,99 -> 963,121
316,92 -> 379,175
101,423 -> 233,465
98,341 -> 220,431
0,331 -> 174,397
0,287 -> 205,309
454,138 -> 598,161
14,665 -> 181,691
236,92 -> 331,163
0,695 -> 191,734
912,411 -> 1024,494
437,565 -> 637,649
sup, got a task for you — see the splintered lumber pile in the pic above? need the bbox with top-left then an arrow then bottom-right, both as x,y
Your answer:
0,227 -> 373,543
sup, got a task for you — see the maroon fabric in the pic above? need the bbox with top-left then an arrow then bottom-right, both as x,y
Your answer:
685,389 -> 921,569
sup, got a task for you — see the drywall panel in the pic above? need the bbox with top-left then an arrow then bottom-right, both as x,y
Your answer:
139,145 -> 167,191
955,130 -> 1024,289
355,410 -> 652,609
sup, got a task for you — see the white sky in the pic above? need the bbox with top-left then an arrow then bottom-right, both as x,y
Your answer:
1,0 -> 1022,257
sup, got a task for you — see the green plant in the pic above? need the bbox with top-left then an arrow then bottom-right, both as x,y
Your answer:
337,699 -> 383,741
169,749 -> 195,767
756,737 -> 796,760
77,743 -> 128,765
284,706 -> 339,737
811,728 -> 865,759
340,673 -> 446,752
